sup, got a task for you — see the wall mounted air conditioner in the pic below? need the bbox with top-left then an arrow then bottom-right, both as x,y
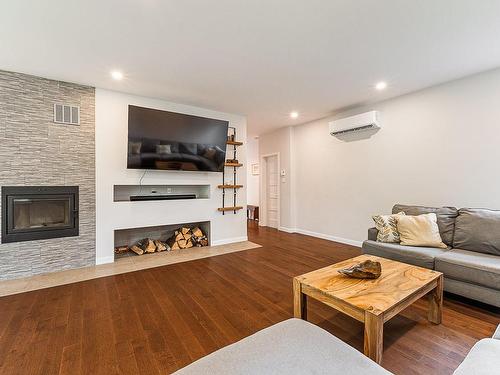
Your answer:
329,111 -> 380,137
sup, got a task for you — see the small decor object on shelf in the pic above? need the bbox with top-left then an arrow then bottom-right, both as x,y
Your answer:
227,127 -> 236,142
226,158 -> 239,164
338,259 -> 382,279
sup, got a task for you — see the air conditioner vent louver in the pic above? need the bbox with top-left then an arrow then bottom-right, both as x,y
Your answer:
330,124 -> 377,136
328,111 -> 380,138
54,104 -> 80,125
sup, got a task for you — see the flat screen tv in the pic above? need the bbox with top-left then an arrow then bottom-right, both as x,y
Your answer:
127,105 -> 229,172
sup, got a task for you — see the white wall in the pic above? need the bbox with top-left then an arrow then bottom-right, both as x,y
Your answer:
292,68 -> 500,245
246,137 -> 260,206
95,89 -> 247,264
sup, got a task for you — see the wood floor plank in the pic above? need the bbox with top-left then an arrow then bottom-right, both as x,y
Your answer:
0,221 -> 498,375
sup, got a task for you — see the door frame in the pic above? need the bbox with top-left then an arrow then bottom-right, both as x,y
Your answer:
259,152 -> 280,229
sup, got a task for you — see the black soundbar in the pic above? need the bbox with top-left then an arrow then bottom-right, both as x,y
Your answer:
130,194 -> 196,201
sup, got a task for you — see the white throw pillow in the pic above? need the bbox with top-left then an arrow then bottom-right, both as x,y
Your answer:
156,144 -> 172,154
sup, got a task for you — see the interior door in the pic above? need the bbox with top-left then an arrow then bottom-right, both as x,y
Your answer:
266,155 -> 279,228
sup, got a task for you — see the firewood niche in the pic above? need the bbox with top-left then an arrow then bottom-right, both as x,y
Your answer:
114,224 -> 209,258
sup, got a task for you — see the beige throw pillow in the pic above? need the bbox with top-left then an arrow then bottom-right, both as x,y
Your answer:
397,213 -> 447,248
372,212 -> 406,243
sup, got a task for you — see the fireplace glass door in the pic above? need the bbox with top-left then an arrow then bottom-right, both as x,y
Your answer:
2,186 -> 79,243
12,197 -> 71,231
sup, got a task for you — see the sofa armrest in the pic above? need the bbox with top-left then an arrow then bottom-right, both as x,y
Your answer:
493,325 -> 500,340
368,227 -> 378,241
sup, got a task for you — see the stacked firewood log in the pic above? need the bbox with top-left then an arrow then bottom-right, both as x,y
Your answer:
166,227 -> 209,250
114,226 -> 208,256
129,238 -> 169,255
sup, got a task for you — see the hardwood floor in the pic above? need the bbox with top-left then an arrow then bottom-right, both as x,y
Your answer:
0,221 -> 498,374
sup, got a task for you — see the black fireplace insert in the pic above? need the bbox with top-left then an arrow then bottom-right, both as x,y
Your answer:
1,186 -> 79,243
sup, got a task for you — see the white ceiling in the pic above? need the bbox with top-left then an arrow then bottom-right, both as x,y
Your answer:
2,1 -> 500,136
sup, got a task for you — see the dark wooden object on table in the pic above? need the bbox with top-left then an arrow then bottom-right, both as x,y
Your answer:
338,259 -> 382,279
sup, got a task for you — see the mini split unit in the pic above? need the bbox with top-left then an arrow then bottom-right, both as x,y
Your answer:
329,111 -> 380,138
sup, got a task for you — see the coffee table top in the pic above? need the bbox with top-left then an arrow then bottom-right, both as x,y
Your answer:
295,255 -> 442,317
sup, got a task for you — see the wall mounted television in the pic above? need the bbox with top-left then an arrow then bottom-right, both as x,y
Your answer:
127,105 -> 229,172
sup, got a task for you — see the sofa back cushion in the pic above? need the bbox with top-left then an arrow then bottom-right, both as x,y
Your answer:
392,204 -> 458,246
453,208 -> 500,255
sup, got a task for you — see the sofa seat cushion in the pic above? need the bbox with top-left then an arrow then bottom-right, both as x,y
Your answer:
174,318 -> 392,374
453,208 -> 500,256
444,279 -> 500,308
362,240 -> 448,269
392,204 -> 458,246
453,338 -> 500,375
435,249 -> 500,291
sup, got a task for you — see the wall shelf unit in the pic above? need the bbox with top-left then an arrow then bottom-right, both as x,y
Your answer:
114,184 -> 209,202
218,206 -> 243,212
218,184 -> 243,189
219,127 -> 244,214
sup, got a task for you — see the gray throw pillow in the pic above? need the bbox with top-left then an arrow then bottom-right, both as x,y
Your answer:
453,208 -> 500,255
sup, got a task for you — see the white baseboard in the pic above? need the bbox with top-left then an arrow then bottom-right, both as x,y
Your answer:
96,256 -> 115,265
279,227 -> 362,248
211,236 -> 249,246
278,226 -> 297,233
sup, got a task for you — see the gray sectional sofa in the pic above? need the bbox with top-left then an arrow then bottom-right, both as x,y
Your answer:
174,319 -> 391,374
174,318 -> 500,374
362,204 -> 500,308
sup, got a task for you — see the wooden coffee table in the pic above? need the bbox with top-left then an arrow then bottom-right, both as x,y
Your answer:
293,254 -> 443,364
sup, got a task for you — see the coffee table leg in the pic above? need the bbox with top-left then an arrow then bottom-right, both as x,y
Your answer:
364,311 -> 383,364
293,278 -> 307,320
428,274 -> 443,324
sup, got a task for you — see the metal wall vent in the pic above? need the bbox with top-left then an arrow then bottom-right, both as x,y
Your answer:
54,104 -> 80,125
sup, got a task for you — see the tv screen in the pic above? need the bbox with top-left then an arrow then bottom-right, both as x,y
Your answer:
127,105 -> 229,172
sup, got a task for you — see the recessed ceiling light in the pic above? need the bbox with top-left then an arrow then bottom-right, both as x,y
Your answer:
290,111 -> 299,119
375,81 -> 387,90
111,70 -> 124,80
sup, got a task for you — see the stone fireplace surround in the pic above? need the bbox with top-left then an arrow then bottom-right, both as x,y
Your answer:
0,70 -> 95,280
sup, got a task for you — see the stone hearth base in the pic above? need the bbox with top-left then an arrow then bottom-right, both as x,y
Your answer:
0,241 -> 261,297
